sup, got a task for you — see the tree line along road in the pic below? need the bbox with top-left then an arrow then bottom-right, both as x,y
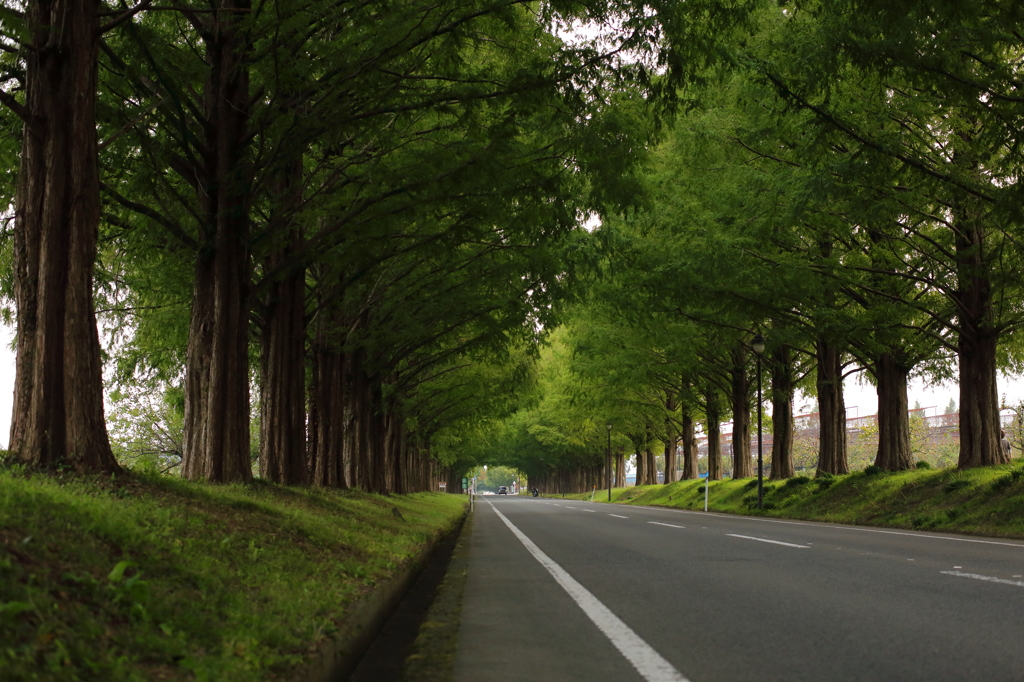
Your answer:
454,497 -> 1024,681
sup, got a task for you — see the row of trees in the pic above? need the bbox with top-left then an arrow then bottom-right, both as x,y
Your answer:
6,1 -> 1022,493
473,0 -> 1024,490
2,0 -> 714,490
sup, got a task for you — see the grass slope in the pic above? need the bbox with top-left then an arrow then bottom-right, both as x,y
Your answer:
0,466 -> 467,681
553,463 -> 1024,538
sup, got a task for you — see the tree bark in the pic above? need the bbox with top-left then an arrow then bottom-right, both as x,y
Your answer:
8,0 -> 119,473
663,436 -> 676,484
309,309 -> 347,487
615,446 -> 625,487
958,330 -> 1004,467
634,444 -> 645,486
953,191 -> 1005,468
386,403 -> 405,494
181,0 -> 254,483
769,346 -> 795,479
680,412 -> 698,479
730,345 -> 752,478
873,353 -> 914,471
259,159 -> 307,485
815,340 -> 848,476
705,385 -> 723,480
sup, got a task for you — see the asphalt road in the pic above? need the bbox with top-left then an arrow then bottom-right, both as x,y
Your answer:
454,495 -> 1024,682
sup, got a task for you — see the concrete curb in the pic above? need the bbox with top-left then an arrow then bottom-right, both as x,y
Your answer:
291,506 -> 469,682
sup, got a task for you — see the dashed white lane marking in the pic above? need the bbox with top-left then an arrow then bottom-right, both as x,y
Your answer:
583,509 -> 596,512
644,506 -> 1024,548
649,522 -> 686,529
609,514 -> 630,519
488,502 -> 689,682
566,506 -> 577,509
727,534 -> 809,549
942,571 -> 1024,588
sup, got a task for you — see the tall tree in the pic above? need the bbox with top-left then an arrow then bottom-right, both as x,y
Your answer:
2,0 -> 128,473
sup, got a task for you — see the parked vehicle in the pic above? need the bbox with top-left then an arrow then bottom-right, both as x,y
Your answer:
498,486 -> 508,495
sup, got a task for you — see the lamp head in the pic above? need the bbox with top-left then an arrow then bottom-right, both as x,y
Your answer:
751,333 -> 766,355
606,423 -> 613,431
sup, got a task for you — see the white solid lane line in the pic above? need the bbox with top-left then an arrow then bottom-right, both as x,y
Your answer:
649,522 -> 685,529
727,534 -> 809,549
609,514 -> 629,519
488,502 -> 689,682
941,571 -> 1024,588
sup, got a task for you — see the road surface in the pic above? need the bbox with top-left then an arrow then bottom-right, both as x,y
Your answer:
454,495 -> 1024,681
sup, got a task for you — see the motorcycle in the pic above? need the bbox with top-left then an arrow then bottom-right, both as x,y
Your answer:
531,488 -> 539,497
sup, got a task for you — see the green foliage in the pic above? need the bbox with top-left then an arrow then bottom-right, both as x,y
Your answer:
915,461 -> 932,470
107,384 -> 184,474
0,468 -> 465,681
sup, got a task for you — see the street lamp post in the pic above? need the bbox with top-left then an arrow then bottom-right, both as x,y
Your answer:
606,423 -> 613,502
752,333 -> 766,509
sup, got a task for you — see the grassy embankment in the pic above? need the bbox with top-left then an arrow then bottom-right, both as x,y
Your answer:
0,465 -> 467,681
554,462 -> 1024,538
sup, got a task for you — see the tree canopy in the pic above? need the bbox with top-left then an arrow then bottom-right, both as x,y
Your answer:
2,0 -> 1023,492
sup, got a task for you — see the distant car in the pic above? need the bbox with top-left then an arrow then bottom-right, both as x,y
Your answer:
497,486 -> 508,495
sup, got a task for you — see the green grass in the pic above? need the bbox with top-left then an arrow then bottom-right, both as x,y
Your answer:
550,462 -> 1024,538
0,465 -> 467,681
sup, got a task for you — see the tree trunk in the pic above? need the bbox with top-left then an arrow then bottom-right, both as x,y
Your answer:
953,194 -> 1005,468
181,0 -> 253,483
348,346 -> 370,489
643,425 -> 659,483
445,465 -> 465,494
645,442 -> 657,484
309,310 -> 347,487
386,405 -> 405,494
634,444 -> 644,486
615,447 -> 625,487
958,330 -> 1004,467
706,385 -> 723,480
680,412 -> 698,479
769,346 -> 795,479
730,345 -> 752,478
259,204 -> 306,484
815,340 -> 848,476
663,436 -> 676,484
873,353 -> 914,471
368,380 -> 387,493
663,398 -> 677,483
8,0 -> 119,474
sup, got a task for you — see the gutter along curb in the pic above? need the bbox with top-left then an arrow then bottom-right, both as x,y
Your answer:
289,504 -> 470,682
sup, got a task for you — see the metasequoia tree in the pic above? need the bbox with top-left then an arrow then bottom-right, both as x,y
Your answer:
0,0 -> 147,473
